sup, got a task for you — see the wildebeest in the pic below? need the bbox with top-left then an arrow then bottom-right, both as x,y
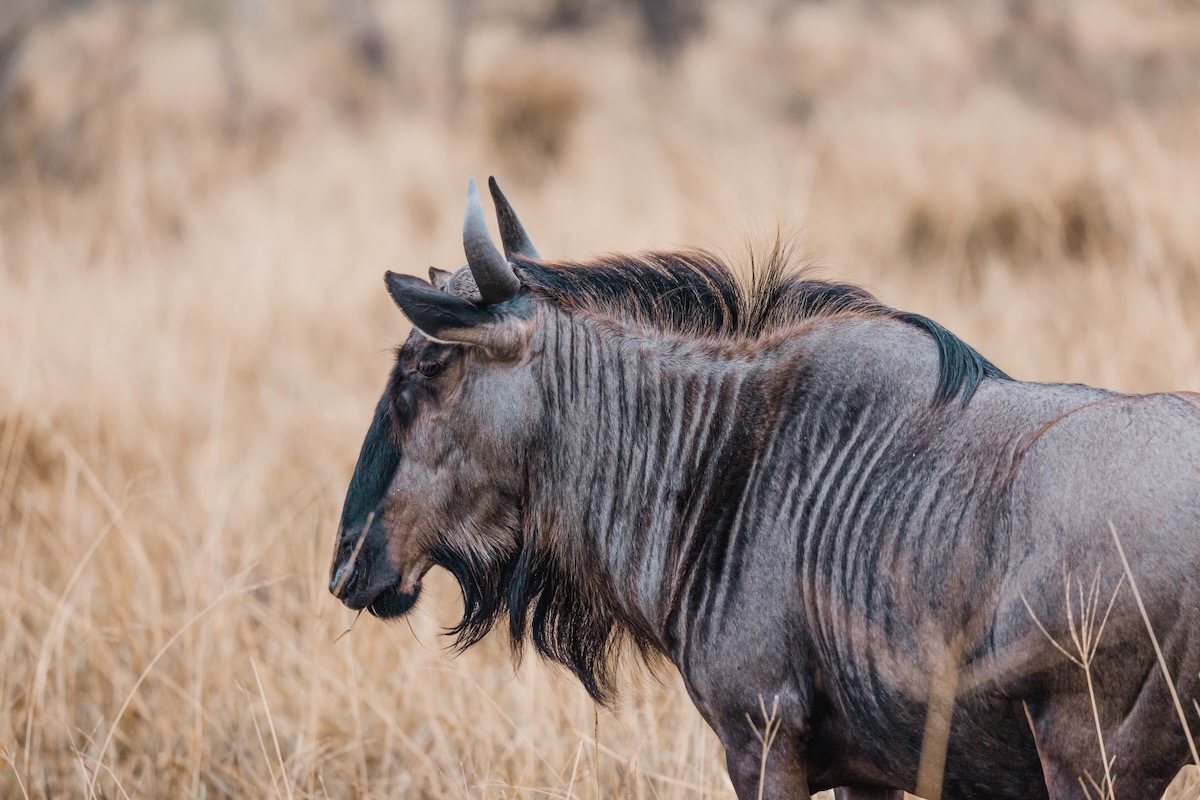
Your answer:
329,178 -> 1200,800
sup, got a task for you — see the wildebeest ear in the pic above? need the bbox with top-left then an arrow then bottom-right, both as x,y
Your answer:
385,271 -> 527,358
428,266 -> 453,289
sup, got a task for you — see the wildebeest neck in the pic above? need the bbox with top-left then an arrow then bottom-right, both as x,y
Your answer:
518,308 -> 1014,702
524,311 -> 805,667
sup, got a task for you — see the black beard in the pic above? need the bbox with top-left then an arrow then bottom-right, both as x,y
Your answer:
367,585 -> 421,619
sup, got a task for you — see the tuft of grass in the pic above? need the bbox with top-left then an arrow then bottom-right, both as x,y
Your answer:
1023,569 -> 1127,800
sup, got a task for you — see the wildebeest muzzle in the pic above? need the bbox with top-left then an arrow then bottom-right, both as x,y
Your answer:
328,516 -> 420,619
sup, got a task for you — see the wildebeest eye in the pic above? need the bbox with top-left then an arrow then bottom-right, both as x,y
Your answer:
417,359 -> 443,378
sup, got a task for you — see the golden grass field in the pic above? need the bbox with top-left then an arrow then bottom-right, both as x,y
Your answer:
3,0 -> 1200,797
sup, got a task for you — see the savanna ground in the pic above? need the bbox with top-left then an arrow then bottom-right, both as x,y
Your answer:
2,0 -> 1200,797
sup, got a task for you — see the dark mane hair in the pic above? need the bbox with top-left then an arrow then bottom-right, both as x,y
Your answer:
515,242 -> 1010,405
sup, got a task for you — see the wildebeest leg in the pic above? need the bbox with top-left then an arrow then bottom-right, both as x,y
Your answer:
1028,689 -> 1191,800
833,788 -> 903,800
718,725 -> 809,800
1023,694 -> 1109,800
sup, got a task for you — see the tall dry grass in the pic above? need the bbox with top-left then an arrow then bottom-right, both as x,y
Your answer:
1,0 -> 1200,797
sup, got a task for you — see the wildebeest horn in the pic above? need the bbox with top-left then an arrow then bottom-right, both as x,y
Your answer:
488,176 -> 540,260
463,178 -> 519,305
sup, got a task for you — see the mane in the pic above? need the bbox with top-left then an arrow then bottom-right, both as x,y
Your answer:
514,242 -> 1010,405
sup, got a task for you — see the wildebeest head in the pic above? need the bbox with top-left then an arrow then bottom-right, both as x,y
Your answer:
328,177 -> 542,625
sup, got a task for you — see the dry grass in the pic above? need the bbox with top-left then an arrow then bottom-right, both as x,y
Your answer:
2,0 -> 1200,797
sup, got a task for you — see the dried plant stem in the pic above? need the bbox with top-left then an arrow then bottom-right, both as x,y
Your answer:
252,657 -> 295,800
746,694 -> 781,800
1022,566 -> 1125,800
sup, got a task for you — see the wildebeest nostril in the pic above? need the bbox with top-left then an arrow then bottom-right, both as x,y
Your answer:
329,560 -> 354,597
329,515 -> 374,599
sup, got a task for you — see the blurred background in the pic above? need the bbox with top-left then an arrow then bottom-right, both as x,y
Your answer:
2,0 -> 1199,797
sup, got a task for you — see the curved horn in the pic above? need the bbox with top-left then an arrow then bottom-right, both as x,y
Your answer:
488,176 -> 540,260
463,177 -> 520,305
